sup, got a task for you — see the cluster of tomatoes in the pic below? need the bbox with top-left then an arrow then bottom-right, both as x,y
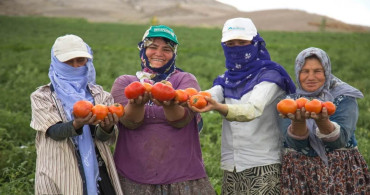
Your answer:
277,97 -> 336,115
73,100 -> 125,120
124,81 -> 211,109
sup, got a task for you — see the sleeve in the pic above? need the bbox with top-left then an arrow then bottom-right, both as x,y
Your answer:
322,96 -> 358,149
30,88 -> 64,132
46,121 -> 83,141
225,82 -> 285,122
207,85 -> 225,103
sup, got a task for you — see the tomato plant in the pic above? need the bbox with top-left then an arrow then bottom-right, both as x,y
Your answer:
305,99 -> 322,114
151,81 -> 176,101
184,87 -> 198,97
322,101 -> 336,115
189,94 -> 208,109
277,99 -> 297,115
92,104 -> 109,121
108,103 -> 125,117
124,81 -> 146,99
73,100 -> 93,118
295,97 -> 309,109
175,89 -> 189,103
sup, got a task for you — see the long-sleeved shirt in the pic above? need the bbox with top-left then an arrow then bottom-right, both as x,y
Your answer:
30,83 -> 123,195
208,81 -> 286,172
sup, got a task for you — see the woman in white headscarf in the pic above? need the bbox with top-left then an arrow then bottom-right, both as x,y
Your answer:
30,34 -> 123,195
279,47 -> 369,194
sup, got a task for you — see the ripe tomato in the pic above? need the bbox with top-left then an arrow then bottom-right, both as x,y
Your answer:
277,99 -> 297,115
73,100 -> 93,118
175,89 -> 189,103
184,87 -> 198,97
92,104 -> 109,121
151,81 -> 176,101
198,91 -> 211,98
295,97 -> 309,109
305,99 -> 322,114
143,82 -> 153,92
108,103 -> 125,118
322,101 -> 336,115
189,94 -> 207,109
124,81 -> 146,99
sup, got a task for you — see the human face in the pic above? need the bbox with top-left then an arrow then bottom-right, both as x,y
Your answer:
145,38 -> 174,68
64,57 -> 88,67
299,58 -> 326,92
224,39 -> 252,47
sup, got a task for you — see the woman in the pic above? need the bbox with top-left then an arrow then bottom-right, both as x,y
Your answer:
279,47 -> 370,194
30,34 -> 122,195
111,25 -> 215,194
189,18 -> 296,194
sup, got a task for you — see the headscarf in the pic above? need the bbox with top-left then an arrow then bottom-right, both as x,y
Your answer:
49,42 -> 99,194
136,37 -> 182,83
294,47 -> 364,165
213,33 -> 296,99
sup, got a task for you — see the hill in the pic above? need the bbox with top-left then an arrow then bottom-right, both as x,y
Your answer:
1,0 -> 370,32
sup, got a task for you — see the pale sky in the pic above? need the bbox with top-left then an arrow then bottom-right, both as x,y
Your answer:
216,0 -> 370,27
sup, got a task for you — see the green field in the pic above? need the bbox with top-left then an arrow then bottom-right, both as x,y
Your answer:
0,15 -> 369,194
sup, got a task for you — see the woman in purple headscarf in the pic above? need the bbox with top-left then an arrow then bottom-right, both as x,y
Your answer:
189,17 -> 296,194
278,47 -> 369,194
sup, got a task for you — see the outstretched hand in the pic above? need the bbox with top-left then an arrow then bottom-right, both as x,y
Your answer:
99,112 -> 119,133
72,112 -> 99,129
128,92 -> 150,106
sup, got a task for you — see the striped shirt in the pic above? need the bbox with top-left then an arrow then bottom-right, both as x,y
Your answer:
30,83 -> 122,195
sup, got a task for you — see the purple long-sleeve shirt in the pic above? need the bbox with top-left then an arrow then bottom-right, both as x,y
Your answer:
111,71 -> 208,184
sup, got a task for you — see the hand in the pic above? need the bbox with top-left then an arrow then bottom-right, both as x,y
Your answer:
99,112 -> 119,133
281,107 -> 308,122
307,107 -> 330,122
72,112 -> 98,129
128,91 -> 150,106
188,96 -> 218,113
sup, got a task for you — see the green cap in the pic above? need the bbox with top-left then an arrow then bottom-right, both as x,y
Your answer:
142,25 -> 179,44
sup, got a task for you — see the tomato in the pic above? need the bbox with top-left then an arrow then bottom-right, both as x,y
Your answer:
305,99 -> 322,114
295,97 -> 309,109
151,81 -> 176,101
108,103 -> 125,118
175,89 -> 189,103
143,82 -> 153,92
198,91 -> 211,98
124,81 -> 146,99
92,104 -> 109,121
73,100 -> 93,118
184,87 -> 198,97
189,94 -> 207,109
322,101 -> 336,115
277,99 -> 297,115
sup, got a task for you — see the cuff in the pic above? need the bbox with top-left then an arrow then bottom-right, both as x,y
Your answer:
167,109 -> 192,128
316,121 -> 340,141
225,104 -> 254,122
287,125 -> 309,140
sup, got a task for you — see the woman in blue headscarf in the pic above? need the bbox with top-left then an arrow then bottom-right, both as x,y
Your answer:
30,34 -> 123,195
189,17 -> 296,194
278,47 -> 369,194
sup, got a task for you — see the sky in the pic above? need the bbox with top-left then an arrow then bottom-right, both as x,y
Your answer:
216,0 -> 370,27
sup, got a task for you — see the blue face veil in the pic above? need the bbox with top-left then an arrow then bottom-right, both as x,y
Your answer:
213,33 -> 296,99
49,43 -> 99,194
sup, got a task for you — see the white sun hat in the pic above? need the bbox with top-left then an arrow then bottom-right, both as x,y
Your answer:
52,34 -> 92,62
221,18 -> 258,42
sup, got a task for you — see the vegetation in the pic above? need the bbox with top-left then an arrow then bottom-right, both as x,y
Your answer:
0,15 -> 369,194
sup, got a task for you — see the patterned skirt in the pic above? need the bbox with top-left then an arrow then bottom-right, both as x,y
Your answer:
118,175 -> 216,195
281,148 -> 370,194
221,163 -> 281,195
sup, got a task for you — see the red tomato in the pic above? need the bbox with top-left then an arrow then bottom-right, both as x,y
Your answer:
277,99 -> 297,115
92,104 -> 109,121
322,101 -> 336,115
189,94 -> 208,109
73,100 -> 93,118
295,97 -> 309,109
151,81 -> 176,101
175,89 -> 189,103
108,103 -> 125,118
124,81 -> 146,99
305,99 -> 322,114
143,82 -> 153,92
198,91 -> 211,98
184,87 -> 198,97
